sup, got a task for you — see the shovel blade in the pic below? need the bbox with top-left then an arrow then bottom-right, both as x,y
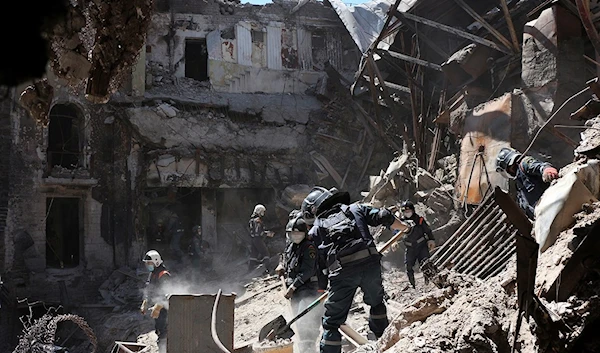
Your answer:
258,315 -> 287,341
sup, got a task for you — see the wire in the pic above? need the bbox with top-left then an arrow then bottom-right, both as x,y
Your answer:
521,86 -> 590,157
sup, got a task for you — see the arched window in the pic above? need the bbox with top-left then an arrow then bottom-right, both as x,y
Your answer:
47,104 -> 84,169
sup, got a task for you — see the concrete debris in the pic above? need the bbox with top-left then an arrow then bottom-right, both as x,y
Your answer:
18,79 -> 54,126
98,268 -> 145,306
534,159 -> 599,252
415,168 -> 442,191
155,103 -> 179,119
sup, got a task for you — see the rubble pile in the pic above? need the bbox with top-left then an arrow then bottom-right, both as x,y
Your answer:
363,153 -> 463,243
98,268 -> 145,308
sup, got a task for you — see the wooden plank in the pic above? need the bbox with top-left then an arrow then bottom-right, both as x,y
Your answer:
393,10 -> 449,58
500,0 -> 521,52
453,0 -> 515,52
399,11 -> 512,54
381,49 -> 443,71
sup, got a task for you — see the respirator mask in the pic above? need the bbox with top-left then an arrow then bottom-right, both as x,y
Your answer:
288,231 -> 305,244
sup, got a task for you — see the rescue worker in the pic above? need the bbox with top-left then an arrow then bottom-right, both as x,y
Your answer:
275,215 -> 320,353
248,204 -> 273,271
140,250 -> 171,349
302,186 -> 408,353
189,225 -> 213,272
496,147 -> 559,219
392,201 -> 435,289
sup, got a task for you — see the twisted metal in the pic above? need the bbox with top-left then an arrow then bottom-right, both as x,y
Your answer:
13,312 -> 97,353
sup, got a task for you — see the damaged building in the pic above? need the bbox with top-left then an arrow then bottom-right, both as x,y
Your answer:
5,0 -> 600,352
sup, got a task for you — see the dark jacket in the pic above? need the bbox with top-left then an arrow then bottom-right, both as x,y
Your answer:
402,213 -> 433,248
249,215 -> 266,238
144,264 -> 171,306
514,156 -> 552,219
283,238 -> 318,290
309,203 -> 395,277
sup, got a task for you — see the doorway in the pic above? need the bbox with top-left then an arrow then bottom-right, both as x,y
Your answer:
185,38 -> 209,82
46,198 -> 81,268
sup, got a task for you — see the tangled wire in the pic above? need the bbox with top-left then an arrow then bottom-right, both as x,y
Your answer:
12,311 -> 97,353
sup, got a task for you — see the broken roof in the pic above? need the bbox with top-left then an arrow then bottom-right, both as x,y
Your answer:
328,0 -> 417,53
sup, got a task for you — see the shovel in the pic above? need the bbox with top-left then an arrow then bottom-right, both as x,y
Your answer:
258,290 -> 328,341
258,219 -> 412,341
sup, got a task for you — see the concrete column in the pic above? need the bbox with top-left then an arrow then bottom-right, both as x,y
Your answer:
201,188 -> 217,248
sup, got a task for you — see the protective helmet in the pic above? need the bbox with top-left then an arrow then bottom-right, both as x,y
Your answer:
143,250 -> 163,267
286,215 -> 308,233
253,204 -> 266,217
288,209 -> 301,220
496,147 -> 521,178
401,200 -> 415,211
301,187 -> 334,224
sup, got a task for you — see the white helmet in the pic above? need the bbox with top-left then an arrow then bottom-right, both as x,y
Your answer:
143,250 -> 163,267
253,204 -> 266,217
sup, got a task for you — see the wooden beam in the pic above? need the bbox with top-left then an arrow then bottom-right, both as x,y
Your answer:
499,0 -> 521,52
393,10 -> 449,58
380,49 -> 443,71
399,11 -> 512,54
453,0 -> 515,52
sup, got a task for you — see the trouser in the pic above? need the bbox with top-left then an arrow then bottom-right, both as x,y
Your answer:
248,236 -> 269,270
155,308 -> 168,340
320,261 -> 388,353
290,285 -> 322,353
405,244 -> 430,288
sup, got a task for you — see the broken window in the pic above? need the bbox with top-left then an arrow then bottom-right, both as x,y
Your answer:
47,104 -> 83,170
251,30 -> 266,67
185,39 -> 209,82
311,31 -> 327,70
46,198 -> 81,268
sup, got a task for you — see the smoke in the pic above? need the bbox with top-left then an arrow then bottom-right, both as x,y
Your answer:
141,261 -> 248,309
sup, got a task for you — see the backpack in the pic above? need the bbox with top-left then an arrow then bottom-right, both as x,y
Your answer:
318,204 -> 367,271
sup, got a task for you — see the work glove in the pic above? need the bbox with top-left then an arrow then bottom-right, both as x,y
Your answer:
150,304 -> 164,319
275,264 -> 285,277
427,240 -> 435,252
140,299 -> 148,315
284,285 -> 295,299
542,167 -> 559,183
390,242 -> 400,253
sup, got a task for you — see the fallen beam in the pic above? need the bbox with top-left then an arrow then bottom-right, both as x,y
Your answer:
499,0 -> 521,52
379,49 -> 443,71
392,10 -> 449,58
398,11 -> 512,54
453,0 -> 515,52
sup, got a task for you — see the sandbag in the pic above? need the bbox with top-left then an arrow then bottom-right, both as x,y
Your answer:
534,161 -> 600,252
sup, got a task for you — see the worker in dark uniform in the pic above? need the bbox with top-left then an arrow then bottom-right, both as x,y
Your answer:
496,147 -> 559,219
189,225 -> 214,274
167,213 -> 185,263
302,186 -> 408,353
275,215 -> 320,352
140,250 -> 171,351
392,200 -> 435,289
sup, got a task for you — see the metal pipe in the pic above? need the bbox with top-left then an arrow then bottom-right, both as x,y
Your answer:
461,223 -> 510,275
480,243 -> 517,280
434,203 -> 500,268
554,124 -> 600,130
211,289 -> 232,353
448,208 -> 503,270
432,198 -> 496,266
464,225 -> 513,275
453,213 -> 506,272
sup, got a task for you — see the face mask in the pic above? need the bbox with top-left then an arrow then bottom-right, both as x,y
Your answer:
289,231 -> 305,244
146,263 -> 155,272
403,211 -> 413,219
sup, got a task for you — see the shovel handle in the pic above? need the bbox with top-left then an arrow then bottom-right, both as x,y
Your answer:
285,291 -> 328,328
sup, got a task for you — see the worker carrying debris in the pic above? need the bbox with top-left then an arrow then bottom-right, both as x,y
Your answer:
496,147 -> 559,219
391,200 -> 435,289
248,204 -> 274,271
140,250 -> 171,350
275,214 -> 320,353
302,186 -> 408,353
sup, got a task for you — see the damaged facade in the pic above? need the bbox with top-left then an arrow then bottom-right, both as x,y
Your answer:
0,1 -> 396,351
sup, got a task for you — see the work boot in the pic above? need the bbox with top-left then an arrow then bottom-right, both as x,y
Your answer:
407,273 -> 416,289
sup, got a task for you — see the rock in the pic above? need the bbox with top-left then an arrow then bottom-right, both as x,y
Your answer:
426,185 -> 454,213
156,103 -> 178,118
415,168 -> 442,191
